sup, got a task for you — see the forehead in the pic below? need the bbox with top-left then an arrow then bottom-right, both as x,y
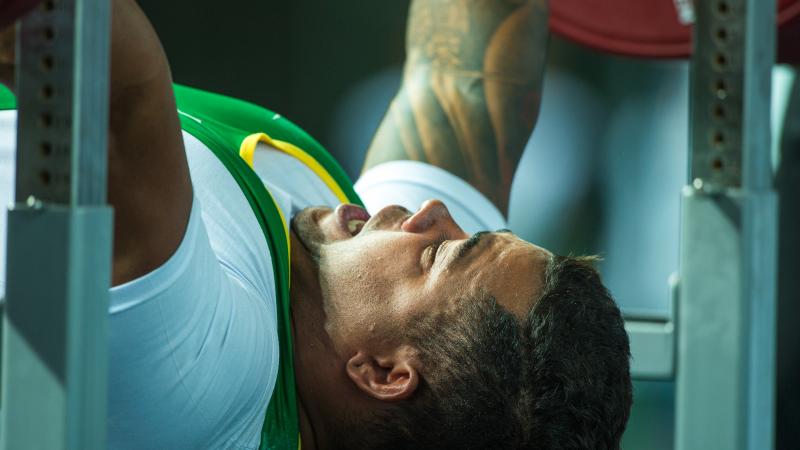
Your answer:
483,234 -> 551,318
443,233 -> 551,319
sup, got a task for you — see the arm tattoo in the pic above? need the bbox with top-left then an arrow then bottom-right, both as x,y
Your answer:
364,0 -> 549,215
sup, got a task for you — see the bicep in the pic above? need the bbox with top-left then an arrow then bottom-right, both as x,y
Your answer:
107,76 -> 192,286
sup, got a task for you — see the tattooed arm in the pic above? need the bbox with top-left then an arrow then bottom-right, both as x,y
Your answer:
363,0 -> 548,215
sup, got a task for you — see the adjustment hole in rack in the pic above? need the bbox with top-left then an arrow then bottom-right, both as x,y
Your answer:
716,27 -> 728,43
43,27 -> 55,41
40,112 -> 53,128
42,0 -> 55,11
717,1 -> 730,16
40,142 -> 53,156
712,104 -> 726,120
714,53 -> 728,69
39,170 -> 51,185
711,131 -> 725,147
41,85 -> 54,99
712,158 -> 725,171
41,55 -> 54,71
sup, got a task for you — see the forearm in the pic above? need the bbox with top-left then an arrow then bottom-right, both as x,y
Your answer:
364,0 -> 548,214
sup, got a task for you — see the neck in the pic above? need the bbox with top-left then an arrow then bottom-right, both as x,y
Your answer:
289,231 -> 318,450
298,397 -> 317,449
290,230 -> 327,449
292,292 -> 331,450
291,292 -> 321,450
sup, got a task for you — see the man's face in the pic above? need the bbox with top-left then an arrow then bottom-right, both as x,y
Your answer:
291,199 -> 551,352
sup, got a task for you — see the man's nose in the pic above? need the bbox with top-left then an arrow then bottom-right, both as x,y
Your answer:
401,199 -> 463,235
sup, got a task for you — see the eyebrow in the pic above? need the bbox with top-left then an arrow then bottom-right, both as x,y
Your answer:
452,229 -> 512,264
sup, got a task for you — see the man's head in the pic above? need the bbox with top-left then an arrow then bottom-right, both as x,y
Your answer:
290,199 -> 632,449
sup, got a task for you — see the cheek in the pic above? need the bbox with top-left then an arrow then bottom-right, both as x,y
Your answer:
318,235 -> 420,324
318,240 -> 392,319
323,233 -> 417,284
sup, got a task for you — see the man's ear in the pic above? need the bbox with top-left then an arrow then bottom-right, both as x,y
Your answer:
345,346 -> 420,402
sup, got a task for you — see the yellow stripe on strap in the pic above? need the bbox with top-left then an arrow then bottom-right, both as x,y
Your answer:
240,132 -> 350,204
239,133 -> 292,269
239,133 -> 264,168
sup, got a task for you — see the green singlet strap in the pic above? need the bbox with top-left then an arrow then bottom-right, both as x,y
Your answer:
0,84 -> 16,110
177,112 -> 300,450
173,84 -> 363,207
174,84 -> 363,450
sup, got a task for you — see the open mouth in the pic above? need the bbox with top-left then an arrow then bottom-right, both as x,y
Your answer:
336,203 -> 371,237
292,203 -> 410,258
291,204 -> 373,258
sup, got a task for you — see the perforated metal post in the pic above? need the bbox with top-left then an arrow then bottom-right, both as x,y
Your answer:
1,0 -> 112,448
676,0 -> 778,448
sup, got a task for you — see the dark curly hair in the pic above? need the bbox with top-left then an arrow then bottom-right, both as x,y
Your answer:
331,255 -> 632,450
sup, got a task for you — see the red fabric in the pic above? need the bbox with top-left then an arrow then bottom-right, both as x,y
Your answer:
0,0 -> 43,29
550,0 -> 800,63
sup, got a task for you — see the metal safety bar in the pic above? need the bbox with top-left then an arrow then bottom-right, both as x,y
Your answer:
1,0 -> 112,448
624,273 -> 679,381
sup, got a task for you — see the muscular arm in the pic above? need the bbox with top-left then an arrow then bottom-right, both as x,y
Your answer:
2,1 -> 190,284
0,1 -> 189,285
363,0 -> 548,215
108,0 -> 192,285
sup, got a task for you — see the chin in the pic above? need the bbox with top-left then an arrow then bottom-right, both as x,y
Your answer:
291,207 -> 332,260
289,229 -> 326,315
